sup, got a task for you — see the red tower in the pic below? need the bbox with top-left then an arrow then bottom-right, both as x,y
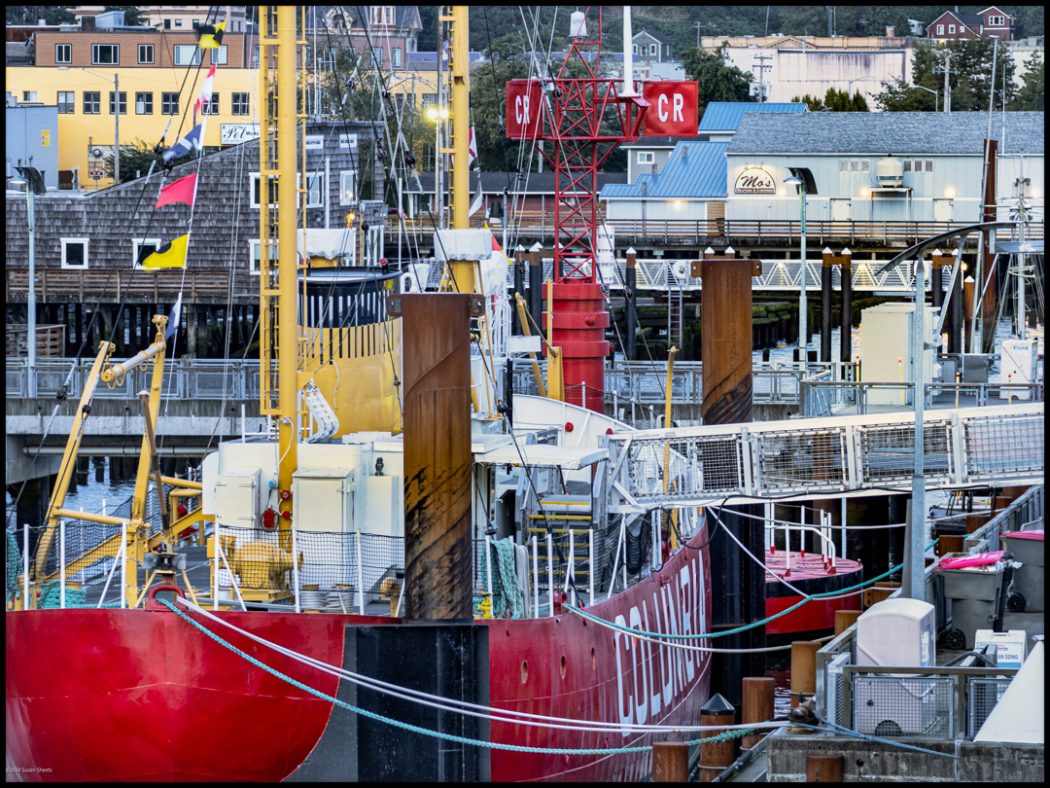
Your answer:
506,8 -> 646,412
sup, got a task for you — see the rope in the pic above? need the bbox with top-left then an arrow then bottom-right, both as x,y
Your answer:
37,580 -> 88,609
6,530 -> 20,599
477,537 -> 526,618
159,597 -> 757,754
564,539 -> 938,641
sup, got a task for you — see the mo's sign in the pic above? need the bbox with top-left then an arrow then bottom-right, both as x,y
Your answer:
505,79 -> 699,140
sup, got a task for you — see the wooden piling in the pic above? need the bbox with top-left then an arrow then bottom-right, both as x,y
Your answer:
741,677 -> 775,749
790,641 -> 820,708
698,693 -> 736,782
833,609 -> 862,635
651,741 -> 689,782
806,753 -> 844,782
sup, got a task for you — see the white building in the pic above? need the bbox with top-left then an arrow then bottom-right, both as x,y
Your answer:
1009,36 -> 1045,88
725,112 -> 1044,226
702,34 -> 914,109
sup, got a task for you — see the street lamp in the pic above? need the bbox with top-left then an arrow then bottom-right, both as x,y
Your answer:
783,171 -> 811,371
57,66 -> 120,184
11,167 -> 46,397
912,84 -> 939,113
425,104 -> 449,228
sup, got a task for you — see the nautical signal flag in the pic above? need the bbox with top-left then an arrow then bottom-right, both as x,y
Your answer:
197,20 -> 226,49
155,174 -> 197,208
162,123 -> 203,162
164,293 -> 183,340
467,126 -> 477,169
194,64 -> 217,118
138,235 -> 189,269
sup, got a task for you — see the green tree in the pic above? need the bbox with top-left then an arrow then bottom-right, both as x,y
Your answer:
107,139 -> 190,183
794,88 -> 869,111
682,43 -> 755,118
1010,49 -> 1044,110
876,39 -> 1015,112
5,6 -> 74,24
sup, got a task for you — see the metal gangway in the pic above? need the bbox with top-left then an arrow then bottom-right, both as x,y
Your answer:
606,403 -> 1044,513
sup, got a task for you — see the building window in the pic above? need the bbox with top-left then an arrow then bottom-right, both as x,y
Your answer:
133,238 -> 160,269
248,239 -> 278,275
861,160 -> 870,172
22,91 -> 38,102
637,151 -> 655,165
135,91 -> 153,114
174,45 -> 202,66
108,91 -> 127,115
903,160 -> 912,172
61,238 -> 89,270
305,171 -> 325,208
633,44 -> 638,55
392,46 -> 402,67
232,92 -> 250,116
850,160 -> 861,171
174,18 -> 183,27
92,43 -> 119,65
339,171 -> 356,205
57,91 -> 75,114
161,92 -> 179,115
138,43 -> 155,64
371,46 -> 383,66
948,24 -> 956,34
164,18 -> 171,29
936,24 -> 944,35
200,94 -> 220,115
210,45 -> 228,66
839,159 -> 849,172
83,91 -> 101,114
925,160 -> 934,172
251,173 -> 280,208
650,44 -> 658,56
55,43 -> 72,63
988,15 -> 1005,25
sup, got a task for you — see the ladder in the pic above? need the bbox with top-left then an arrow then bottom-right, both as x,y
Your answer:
525,495 -> 595,595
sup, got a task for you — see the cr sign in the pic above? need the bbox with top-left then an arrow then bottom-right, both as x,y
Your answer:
505,80 -> 543,140
641,81 -> 699,137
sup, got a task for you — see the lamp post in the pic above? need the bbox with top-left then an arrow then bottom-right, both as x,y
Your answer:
784,174 -> 808,372
913,84 -> 939,113
12,167 -> 45,397
425,104 -> 449,228
57,66 -> 120,183
904,254 -> 928,600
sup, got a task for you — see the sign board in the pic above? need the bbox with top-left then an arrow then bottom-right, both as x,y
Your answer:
40,130 -> 51,148
305,134 -> 324,150
221,123 -> 261,144
640,81 -> 699,137
734,166 -> 777,195
974,629 -> 1027,669
339,133 -> 358,149
505,79 -> 543,140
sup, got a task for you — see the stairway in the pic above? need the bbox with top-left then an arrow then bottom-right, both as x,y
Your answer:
525,495 -> 594,595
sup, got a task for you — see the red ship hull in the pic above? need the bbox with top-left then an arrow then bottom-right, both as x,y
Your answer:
7,528 -> 711,782
764,553 -> 865,637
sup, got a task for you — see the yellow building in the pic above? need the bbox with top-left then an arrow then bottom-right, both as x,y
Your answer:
6,66 -> 259,189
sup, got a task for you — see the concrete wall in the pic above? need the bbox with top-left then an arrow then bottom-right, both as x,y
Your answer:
766,729 -> 1044,782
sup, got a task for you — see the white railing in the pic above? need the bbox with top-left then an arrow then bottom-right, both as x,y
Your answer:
606,403 -> 1044,511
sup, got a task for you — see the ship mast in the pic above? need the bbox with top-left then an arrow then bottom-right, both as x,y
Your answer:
259,6 -> 301,543
442,5 -> 474,293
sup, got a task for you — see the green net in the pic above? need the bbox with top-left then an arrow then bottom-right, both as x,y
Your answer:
6,530 -> 21,600
37,579 -> 89,609
476,537 -> 526,619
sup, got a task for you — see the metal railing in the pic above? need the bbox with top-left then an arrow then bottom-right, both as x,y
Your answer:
605,403 -> 1044,510
802,381 -> 1045,417
963,484 -> 1045,553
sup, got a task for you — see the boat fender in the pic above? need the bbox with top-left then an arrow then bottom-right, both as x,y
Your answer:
262,507 -> 277,530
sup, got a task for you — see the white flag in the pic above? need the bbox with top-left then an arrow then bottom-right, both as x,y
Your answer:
164,292 -> 183,340
469,180 -> 484,217
468,126 -> 477,169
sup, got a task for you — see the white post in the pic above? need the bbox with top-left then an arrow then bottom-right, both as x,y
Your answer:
564,529 -> 575,601
23,523 -> 30,609
291,521 -> 300,613
588,527 -> 594,604
102,498 -> 107,517
120,520 -> 127,609
532,536 -> 539,614
546,532 -> 554,617
621,6 -> 636,97
485,535 -> 493,600
26,183 -> 37,398
608,516 -> 625,600
212,522 -> 219,610
59,519 -> 66,609
241,403 -> 246,442
764,502 -> 773,553
97,536 -> 122,608
355,529 -> 365,614
840,496 -> 847,559
785,518 -> 792,574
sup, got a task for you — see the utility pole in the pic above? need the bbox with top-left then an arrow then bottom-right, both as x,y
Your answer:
754,53 -> 772,102
694,21 -> 702,50
943,49 -> 951,112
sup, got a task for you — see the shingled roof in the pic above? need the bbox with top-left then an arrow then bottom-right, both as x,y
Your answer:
728,111 -> 1044,156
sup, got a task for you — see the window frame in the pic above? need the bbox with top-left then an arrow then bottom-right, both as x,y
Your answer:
108,90 -> 127,115
55,43 -> 72,64
250,172 -> 280,209
135,91 -> 153,115
948,24 -> 956,34
936,24 -> 944,35
174,44 -> 202,66
138,43 -> 155,64
339,171 -> 356,206
305,170 -> 325,209
91,43 -> 119,65
161,92 -> 180,116
210,45 -> 228,66
637,151 -> 655,165
61,237 -> 90,270
248,239 -> 279,275
200,93 -> 220,115
83,90 -> 101,114
133,238 -> 161,269
57,91 -> 76,114
988,15 -> 1004,26
231,92 -> 250,116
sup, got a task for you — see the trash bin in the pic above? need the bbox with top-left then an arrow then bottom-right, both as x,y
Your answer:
1002,530 -> 1044,613
936,552 -> 1009,650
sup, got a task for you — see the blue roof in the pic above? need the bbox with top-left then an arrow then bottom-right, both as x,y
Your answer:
601,141 -> 728,200
699,101 -> 807,132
